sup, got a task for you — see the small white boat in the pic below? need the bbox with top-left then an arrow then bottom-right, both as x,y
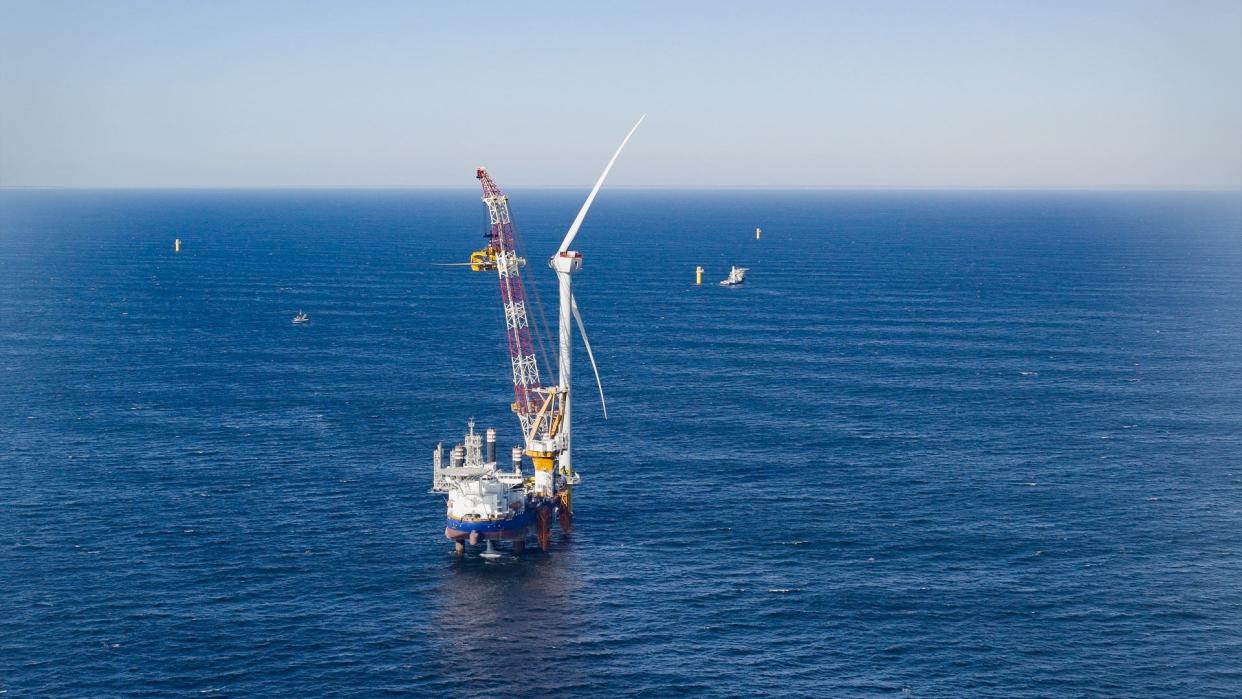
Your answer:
292,311 -> 309,324
719,266 -> 748,286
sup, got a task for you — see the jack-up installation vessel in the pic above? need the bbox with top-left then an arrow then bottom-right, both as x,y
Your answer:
431,117 -> 644,557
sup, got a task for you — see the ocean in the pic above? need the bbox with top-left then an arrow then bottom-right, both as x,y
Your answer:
1,188 -> 1240,697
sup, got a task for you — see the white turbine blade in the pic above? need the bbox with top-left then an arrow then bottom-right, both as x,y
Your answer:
571,294 -> 608,420
557,115 -> 646,254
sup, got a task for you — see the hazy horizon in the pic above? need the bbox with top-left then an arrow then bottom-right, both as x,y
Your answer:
4,184 -> 1241,192
2,1 -> 1240,189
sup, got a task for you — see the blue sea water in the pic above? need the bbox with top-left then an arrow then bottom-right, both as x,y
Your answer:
1,188 -> 1240,697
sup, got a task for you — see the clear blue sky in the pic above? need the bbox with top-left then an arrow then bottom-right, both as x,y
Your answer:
1,1 -> 1239,188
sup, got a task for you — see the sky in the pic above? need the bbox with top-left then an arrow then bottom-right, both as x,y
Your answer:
1,1 -> 1240,188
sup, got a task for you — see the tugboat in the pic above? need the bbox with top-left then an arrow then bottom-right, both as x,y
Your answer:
292,311 -> 309,324
719,266 -> 748,286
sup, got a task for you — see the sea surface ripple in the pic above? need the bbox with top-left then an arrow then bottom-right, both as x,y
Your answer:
1,189 -> 1240,697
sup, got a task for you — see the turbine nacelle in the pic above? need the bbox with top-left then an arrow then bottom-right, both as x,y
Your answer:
550,251 -> 583,275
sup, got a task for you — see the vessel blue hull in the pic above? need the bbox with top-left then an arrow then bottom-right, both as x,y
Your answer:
445,510 -> 534,541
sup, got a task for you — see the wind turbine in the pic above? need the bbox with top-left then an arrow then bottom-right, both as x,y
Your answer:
553,115 -> 644,469
525,115 -> 645,540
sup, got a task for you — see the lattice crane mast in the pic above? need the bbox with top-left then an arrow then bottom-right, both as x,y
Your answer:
475,169 -> 552,439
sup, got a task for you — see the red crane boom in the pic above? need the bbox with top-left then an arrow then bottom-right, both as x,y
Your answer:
476,168 -> 545,433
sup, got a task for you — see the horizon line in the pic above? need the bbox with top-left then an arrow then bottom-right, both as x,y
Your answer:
3,184 -> 1240,193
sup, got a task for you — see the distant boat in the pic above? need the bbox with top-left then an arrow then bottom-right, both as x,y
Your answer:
292,311 -> 309,324
719,266 -> 748,286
